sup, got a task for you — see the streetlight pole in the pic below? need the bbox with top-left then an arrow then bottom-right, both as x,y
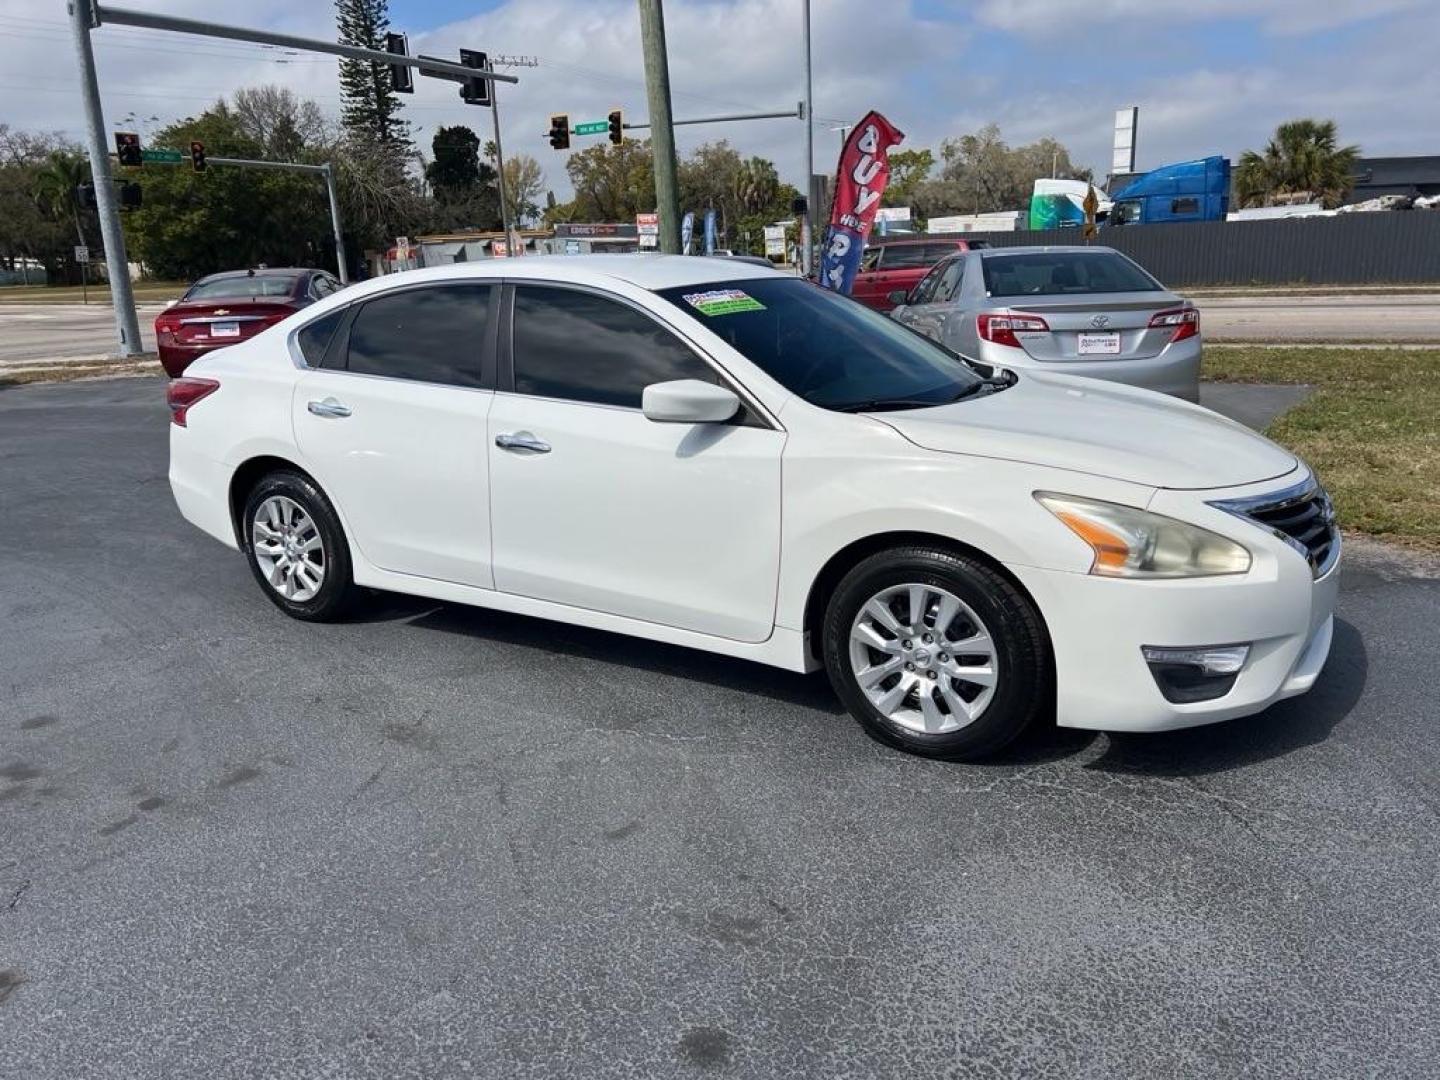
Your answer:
802,0 -> 814,277
488,64 -> 514,256
68,0 -> 143,357
321,164 -> 348,283
637,0 -> 681,254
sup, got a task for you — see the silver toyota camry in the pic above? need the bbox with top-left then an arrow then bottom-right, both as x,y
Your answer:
888,246 -> 1201,401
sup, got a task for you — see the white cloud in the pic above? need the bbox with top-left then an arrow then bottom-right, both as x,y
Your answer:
0,0 -> 1434,206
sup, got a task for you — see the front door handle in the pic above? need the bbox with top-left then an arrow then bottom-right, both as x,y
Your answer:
495,431 -> 551,454
307,397 -> 352,419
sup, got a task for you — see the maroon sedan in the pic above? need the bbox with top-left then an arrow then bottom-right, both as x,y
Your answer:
155,268 -> 343,377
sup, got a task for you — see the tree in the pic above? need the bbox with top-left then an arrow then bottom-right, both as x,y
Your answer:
233,85 -> 328,160
883,148 -> 933,209
423,126 -> 501,231
0,126 -> 82,281
120,104 -> 332,279
1235,119 -> 1359,209
335,0 -> 409,151
562,139 -> 656,221
502,155 -> 545,225
913,124 -> 1084,217
34,151 -> 91,249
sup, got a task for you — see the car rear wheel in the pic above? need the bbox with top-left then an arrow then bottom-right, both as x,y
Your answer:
822,546 -> 1050,760
241,471 -> 356,621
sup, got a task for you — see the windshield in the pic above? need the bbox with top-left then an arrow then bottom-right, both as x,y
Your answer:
656,277 -> 983,411
981,251 -> 1160,296
185,275 -> 299,300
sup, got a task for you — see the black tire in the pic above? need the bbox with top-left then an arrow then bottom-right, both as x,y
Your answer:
240,470 -> 357,622
822,545 -> 1051,761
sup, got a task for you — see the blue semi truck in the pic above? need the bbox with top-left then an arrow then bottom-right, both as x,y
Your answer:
1106,155 -> 1230,225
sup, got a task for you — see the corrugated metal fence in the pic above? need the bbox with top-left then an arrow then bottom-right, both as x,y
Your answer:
930,212 -> 1440,287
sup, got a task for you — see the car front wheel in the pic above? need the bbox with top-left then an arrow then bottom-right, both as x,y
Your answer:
822,546 -> 1051,760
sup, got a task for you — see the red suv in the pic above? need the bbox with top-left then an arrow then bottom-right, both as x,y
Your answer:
155,268 -> 343,377
851,238 -> 989,311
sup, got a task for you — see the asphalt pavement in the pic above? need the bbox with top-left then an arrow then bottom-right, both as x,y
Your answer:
2,378 -> 1439,1079
0,302 -> 161,366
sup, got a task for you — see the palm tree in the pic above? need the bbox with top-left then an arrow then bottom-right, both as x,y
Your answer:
1235,119 -> 1360,209
734,157 -> 779,216
35,151 -> 91,247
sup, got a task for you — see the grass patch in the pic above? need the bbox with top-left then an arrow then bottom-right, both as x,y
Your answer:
1204,346 -> 1440,551
0,358 -> 161,388
0,281 -> 187,304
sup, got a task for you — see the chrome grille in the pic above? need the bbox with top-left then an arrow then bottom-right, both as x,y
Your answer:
1210,479 -> 1340,579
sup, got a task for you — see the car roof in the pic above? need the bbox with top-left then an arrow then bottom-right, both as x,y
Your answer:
976,246 -> 1119,258
356,254 -> 784,292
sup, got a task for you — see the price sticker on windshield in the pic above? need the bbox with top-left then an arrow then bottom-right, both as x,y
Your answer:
682,289 -> 765,316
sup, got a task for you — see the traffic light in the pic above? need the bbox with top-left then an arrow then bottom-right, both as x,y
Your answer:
76,182 -> 98,210
791,195 -> 808,215
548,114 -> 570,151
119,181 -> 143,210
115,132 -> 141,168
190,140 -> 206,173
385,32 -> 414,93
458,48 -> 490,107
607,109 -> 623,145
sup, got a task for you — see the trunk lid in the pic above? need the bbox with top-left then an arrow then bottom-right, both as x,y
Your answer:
1004,290 -> 1186,362
873,370 -> 1297,490
161,299 -> 298,347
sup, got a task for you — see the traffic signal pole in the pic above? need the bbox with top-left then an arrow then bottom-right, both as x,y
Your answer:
488,63 -> 513,258
637,0 -> 681,255
68,0 -> 143,357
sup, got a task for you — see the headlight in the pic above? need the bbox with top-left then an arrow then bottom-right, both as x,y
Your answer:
1035,492 -> 1251,578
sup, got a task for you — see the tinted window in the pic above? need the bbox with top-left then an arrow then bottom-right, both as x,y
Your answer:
311,274 -> 339,299
936,258 -> 966,301
186,275 -> 298,300
512,286 -> 716,408
297,308 -> 344,367
346,285 -> 490,386
657,277 -> 982,411
910,260 -> 950,304
878,245 -> 939,269
1171,197 -> 1200,215
981,251 -> 1161,296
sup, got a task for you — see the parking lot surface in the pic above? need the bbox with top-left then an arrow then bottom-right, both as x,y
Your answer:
3,378 -> 1439,1078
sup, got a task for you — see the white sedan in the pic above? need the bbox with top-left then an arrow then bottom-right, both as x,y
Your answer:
168,255 -> 1339,760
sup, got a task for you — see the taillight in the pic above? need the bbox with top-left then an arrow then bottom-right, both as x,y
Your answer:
154,311 -> 181,336
977,312 -> 1049,348
1149,307 -> 1199,342
167,377 -> 219,427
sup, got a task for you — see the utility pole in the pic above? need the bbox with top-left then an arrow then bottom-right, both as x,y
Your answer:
68,0 -> 143,357
802,0 -> 814,277
488,63 -> 513,257
637,0 -> 680,254
321,164 -> 348,282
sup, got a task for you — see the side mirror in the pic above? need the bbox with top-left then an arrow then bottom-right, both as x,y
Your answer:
887,289 -> 909,306
642,379 -> 740,424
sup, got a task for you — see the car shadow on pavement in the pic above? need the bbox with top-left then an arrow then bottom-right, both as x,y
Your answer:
367,592 -> 846,715
1080,617 -> 1367,777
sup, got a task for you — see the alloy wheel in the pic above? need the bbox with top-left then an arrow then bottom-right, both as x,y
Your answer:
847,582 -> 999,734
251,495 -> 326,603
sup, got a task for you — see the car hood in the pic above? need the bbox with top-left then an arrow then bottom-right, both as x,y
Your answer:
871,371 -> 1298,490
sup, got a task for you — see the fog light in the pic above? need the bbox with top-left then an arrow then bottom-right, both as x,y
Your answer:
1142,644 -> 1250,704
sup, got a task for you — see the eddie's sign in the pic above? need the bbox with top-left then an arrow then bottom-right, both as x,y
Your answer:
818,111 -> 905,294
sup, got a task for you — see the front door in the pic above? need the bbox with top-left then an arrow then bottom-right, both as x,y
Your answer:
488,284 -> 785,643
292,283 -> 497,588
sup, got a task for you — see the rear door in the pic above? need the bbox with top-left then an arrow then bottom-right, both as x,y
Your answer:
291,283 -> 498,588
487,283 -> 784,642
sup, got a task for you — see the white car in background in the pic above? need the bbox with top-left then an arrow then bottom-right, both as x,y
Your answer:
169,256 -> 1338,760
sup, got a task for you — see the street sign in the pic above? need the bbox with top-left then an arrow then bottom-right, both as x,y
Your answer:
74,245 -> 90,263
573,120 -> 609,136
635,212 -> 659,236
141,148 -> 183,164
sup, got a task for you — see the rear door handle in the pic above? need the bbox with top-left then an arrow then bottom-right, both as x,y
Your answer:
307,397 -> 352,419
495,431 -> 551,454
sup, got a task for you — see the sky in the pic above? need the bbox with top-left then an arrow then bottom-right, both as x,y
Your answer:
3,0 -> 1436,203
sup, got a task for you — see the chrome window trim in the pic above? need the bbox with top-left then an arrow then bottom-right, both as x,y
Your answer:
1209,477 -> 1341,579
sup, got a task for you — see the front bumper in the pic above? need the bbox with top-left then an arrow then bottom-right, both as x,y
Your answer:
980,335 -> 1202,402
1006,482 -> 1339,733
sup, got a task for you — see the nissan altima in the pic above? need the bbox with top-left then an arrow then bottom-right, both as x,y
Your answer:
168,255 -> 1338,760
